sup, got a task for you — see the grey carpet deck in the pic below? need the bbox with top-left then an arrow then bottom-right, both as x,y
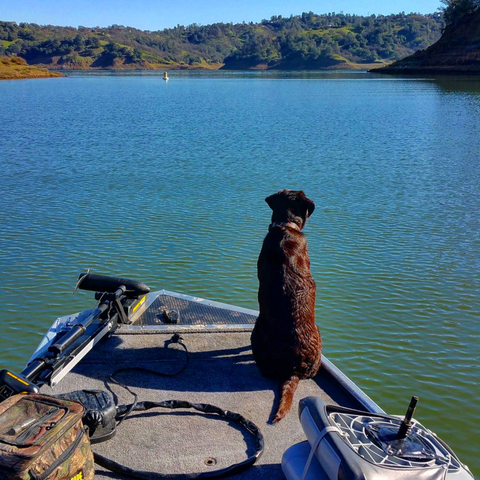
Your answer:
41,329 -> 361,479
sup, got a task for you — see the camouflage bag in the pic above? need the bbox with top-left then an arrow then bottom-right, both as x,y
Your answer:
0,394 -> 94,480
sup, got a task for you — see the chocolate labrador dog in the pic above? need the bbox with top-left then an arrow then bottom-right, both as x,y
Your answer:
251,189 -> 322,423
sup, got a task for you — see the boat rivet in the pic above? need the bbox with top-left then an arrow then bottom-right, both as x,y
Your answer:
204,457 -> 217,466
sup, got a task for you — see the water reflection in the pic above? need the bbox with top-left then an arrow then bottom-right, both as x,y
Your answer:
0,71 -> 479,476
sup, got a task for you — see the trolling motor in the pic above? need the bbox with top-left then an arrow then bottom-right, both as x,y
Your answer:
0,272 -> 149,402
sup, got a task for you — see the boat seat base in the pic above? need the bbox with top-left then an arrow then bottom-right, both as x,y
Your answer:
282,441 -> 330,480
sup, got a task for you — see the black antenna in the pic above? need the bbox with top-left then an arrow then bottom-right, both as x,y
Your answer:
397,396 -> 419,440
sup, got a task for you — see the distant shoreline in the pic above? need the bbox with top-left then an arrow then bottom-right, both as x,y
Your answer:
39,61 -> 387,72
371,66 -> 480,75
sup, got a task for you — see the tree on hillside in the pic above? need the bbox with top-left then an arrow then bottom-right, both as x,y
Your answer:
0,14 -> 444,67
440,0 -> 480,25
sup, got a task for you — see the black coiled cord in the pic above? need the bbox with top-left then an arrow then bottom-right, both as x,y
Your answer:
97,334 -> 264,479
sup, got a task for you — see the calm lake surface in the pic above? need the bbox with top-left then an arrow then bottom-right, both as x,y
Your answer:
1,70 -> 479,474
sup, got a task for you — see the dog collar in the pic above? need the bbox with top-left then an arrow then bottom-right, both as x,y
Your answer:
269,222 -> 301,232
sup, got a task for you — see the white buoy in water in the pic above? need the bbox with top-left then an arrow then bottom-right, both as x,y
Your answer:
163,72 -> 169,81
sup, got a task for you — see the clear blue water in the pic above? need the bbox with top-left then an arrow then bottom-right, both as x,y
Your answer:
0,70 -> 479,475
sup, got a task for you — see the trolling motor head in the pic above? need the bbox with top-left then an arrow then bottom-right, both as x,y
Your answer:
76,272 -> 150,297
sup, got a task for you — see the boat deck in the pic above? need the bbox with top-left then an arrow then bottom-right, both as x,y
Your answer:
40,291 -> 379,479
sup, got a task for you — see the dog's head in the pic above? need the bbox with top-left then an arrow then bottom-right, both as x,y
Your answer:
265,190 -> 315,229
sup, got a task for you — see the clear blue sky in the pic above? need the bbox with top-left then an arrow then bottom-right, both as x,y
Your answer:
1,0 -> 443,30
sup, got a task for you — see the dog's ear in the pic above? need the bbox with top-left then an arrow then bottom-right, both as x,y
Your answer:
303,198 -> 315,218
265,193 -> 280,211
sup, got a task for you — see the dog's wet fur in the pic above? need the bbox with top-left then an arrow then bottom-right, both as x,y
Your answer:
251,189 -> 322,423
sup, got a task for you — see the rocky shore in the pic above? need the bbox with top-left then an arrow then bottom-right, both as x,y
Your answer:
371,10 -> 480,75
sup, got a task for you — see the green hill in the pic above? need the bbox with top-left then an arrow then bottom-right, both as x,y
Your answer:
0,13 -> 443,70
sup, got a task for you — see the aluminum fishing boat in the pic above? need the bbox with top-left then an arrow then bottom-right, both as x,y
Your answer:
1,273 -> 473,479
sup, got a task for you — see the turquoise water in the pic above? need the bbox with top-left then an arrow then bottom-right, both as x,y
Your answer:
0,71 -> 479,475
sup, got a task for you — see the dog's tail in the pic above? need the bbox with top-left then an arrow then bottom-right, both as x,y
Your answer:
272,376 -> 300,423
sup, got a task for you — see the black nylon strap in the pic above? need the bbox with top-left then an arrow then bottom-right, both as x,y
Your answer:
93,400 -> 264,479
